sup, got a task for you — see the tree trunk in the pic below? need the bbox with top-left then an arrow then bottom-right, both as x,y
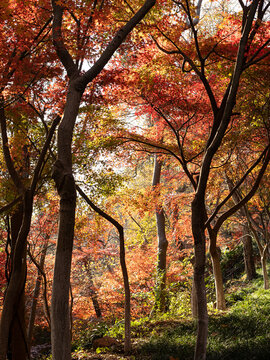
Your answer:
209,244 -> 226,310
90,287 -> 102,319
84,263 -> 102,318
152,154 -> 168,313
27,241 -> 48,352
225,176 -> 257,280
261,245 -> 269,290
192,197 -> 208,360
7,203 -> 28,360
51,173 -> 76,360
0,191 -> 33,360
51,86 -> 81,360
76,186 -> 131,352
242,226 -> 256,281
118,228 -> 131,353
155,209 -> 168,312
191,276 -> 198,318
208,228 -> 226,310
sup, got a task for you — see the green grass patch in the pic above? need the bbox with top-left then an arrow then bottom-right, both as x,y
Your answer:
135,284 -> 270,359
207,288 -> 270,359
70,272 -> 270,359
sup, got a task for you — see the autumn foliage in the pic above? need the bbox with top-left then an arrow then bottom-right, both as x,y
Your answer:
0,1 -> 269,360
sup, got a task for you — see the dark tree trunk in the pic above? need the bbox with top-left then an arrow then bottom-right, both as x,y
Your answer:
9,204 -> 28,360
155,209 -> 168,311
84,263 -> 102,318
0,103 -> 59,360
0,192 -> 33,360
152,155 -> 168,313
192,197 -> 208,360
226,177 -> 257,280
51,88 -> 80,360
27,241 -> 48,351
242,226 -> 256,281
191,277 -> 198,318
77,186 -> 131,352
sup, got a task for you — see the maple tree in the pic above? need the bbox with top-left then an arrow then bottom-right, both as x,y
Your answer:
49,0 -> 156,358
0,1 -> 269,360
0,2 -> 62,355
95,1 -> 270,358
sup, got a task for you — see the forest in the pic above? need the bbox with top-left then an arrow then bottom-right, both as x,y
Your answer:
0,0 -> 269,359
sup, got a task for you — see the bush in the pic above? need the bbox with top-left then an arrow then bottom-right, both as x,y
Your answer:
221,245 -> 245,281
72,322 -> 109,351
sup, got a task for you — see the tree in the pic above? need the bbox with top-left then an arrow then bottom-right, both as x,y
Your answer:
101,1 -> 270,358
0,100 -> 60,359
49,0 -> 156,358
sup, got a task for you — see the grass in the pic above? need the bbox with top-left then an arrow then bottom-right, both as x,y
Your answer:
38,269 -> 270,359
206,287 -> 270,360
129,274 -> 270,360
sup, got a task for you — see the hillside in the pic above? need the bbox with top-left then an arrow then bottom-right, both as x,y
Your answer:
35,271 -> 270,360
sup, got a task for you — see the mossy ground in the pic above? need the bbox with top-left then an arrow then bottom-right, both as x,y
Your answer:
36,267 -> 270,360
67,274 -> 270,360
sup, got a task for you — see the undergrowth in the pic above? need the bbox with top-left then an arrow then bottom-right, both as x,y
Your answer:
39,266 -> 270,359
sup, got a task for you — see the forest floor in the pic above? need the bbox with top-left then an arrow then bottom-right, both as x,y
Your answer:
70,276 -> 270,360
36,274 -> 270,360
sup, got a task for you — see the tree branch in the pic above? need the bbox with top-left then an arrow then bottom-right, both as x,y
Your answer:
0,97 -> 24,192
30,115 -> 61,193
214,145 -> 270,233
51,0 -> 79,78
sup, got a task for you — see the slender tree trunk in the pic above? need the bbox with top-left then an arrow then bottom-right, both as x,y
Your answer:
155,209 -> 168,311
7,203 -> 28,360
226,176 -> 256,280
152,154 -> 168,313
0,191 -> 33,360
90,286 -> 102,319
242,226 -> 256,281
27,241 -> 48,352
209,246 -> 226,310
261,245 -> 269,290
51,87 -> 81,360
192,196 -> 208,360
118,227 -> 131,353
76,186 -> 131,352
85,264 -> 102,318
191,276 -> 198,318
207,228 -> 226,310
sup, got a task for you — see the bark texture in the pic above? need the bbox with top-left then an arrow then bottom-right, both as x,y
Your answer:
207,226 -> 226,310
209,241 -> 226,310
192,197 -> 208,360
9,204 -> 28,360
0,103 -> 59,360
242,228 -> 256,281
152,155 -> 168,312
0,192 -> 33,360
27,241 -> 48,350
51,87 -> 80,360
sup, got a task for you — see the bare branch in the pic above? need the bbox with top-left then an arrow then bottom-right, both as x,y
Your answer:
31,115 -> 61,192
213,146 -> 270,233
205,146 -> 269,227
0,97 -> 24,192
51,0 -> 79,78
